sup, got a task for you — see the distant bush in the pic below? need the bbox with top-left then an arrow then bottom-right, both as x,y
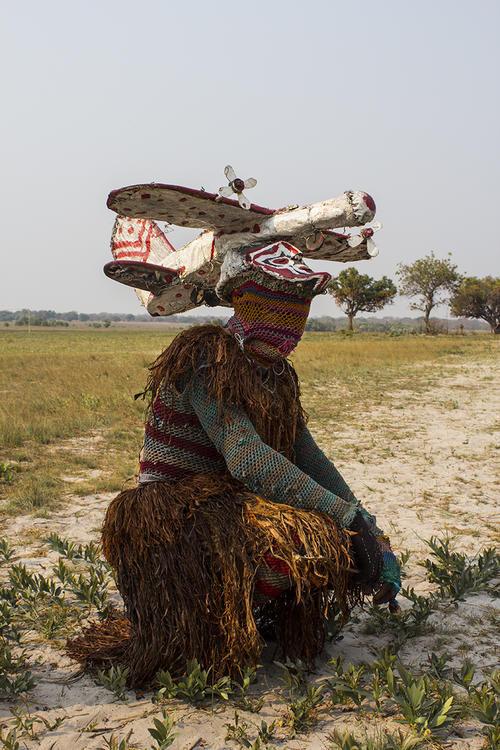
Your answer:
14,317 -> 68,327
306,317 -> 337,331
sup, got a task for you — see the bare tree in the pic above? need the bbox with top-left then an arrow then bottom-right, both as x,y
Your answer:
327,268 -> 397,331
396,252 -> 460,333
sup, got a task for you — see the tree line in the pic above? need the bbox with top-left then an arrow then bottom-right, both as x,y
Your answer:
0,310 -> 203,326
3,254 -> 499,334
304,316 -> 488,333
0,310 -> 141,323
327,253 -> 500,334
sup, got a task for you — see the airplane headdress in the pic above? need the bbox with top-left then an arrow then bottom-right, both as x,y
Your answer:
104,165 -> 381,315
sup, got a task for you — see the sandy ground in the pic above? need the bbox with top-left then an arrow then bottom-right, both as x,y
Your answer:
0,359 -> 499,749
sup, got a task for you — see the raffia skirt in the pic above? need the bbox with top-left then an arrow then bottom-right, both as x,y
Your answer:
67,473 -> 359,687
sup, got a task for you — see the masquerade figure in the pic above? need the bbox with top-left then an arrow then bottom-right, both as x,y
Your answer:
68,172 -> 400,687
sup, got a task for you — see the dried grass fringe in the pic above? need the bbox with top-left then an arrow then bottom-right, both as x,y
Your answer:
67,475 -> 360,687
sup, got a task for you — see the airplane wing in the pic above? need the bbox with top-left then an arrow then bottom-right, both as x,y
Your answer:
107,183 -> 275,232
103,260 -> 181,297
292,229 -> 372,261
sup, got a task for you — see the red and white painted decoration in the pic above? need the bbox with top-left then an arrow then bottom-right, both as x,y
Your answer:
246,243 -> 331,292
104,177 -> 380,316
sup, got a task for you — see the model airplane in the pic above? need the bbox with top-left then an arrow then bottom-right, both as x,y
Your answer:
104,166 -> 381,316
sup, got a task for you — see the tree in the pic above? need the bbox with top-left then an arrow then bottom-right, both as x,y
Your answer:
327,268 -> 397,331
62,310 -> 79,321
396,252 -> 461,333
450,276 -> 500,334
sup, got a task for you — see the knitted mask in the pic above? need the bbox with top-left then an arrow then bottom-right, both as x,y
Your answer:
227,279 -> 313,365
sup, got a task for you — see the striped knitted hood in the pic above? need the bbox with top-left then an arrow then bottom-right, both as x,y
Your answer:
226,279 -> 312,362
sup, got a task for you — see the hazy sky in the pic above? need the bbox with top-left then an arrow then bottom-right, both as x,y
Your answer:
1,0 -> 499,319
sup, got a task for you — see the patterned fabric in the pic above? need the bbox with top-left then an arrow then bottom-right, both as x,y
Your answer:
227,279 -> 312,360
254,548 -> 295,604
139,385 -> 226,482
253,526 -> 306,605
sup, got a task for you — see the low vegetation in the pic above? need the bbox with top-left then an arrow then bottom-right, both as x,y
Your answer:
0,528 -> 499,747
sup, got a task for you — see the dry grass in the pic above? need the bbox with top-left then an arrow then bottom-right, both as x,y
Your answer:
0,328 -> 497,516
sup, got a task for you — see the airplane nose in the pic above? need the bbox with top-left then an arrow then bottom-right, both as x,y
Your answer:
362,193 -> 376,212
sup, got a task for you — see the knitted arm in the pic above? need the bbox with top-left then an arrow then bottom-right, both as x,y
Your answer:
295,426 -> 401,595
294,426 -> 383,536
188,375 -> 358,529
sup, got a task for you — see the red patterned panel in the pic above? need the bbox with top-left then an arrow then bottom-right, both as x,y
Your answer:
111,217 -> 175,263
246,242 -> 331,292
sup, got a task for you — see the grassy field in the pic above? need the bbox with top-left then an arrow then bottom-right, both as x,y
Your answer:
0,327 -> 497,516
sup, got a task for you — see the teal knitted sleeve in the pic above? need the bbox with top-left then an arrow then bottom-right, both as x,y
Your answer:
294,426 -> 383,536
294,426 -> 400,593
188,375 -> 359,529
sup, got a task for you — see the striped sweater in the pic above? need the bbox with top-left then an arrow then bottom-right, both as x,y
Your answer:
139,372 -> 381,534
